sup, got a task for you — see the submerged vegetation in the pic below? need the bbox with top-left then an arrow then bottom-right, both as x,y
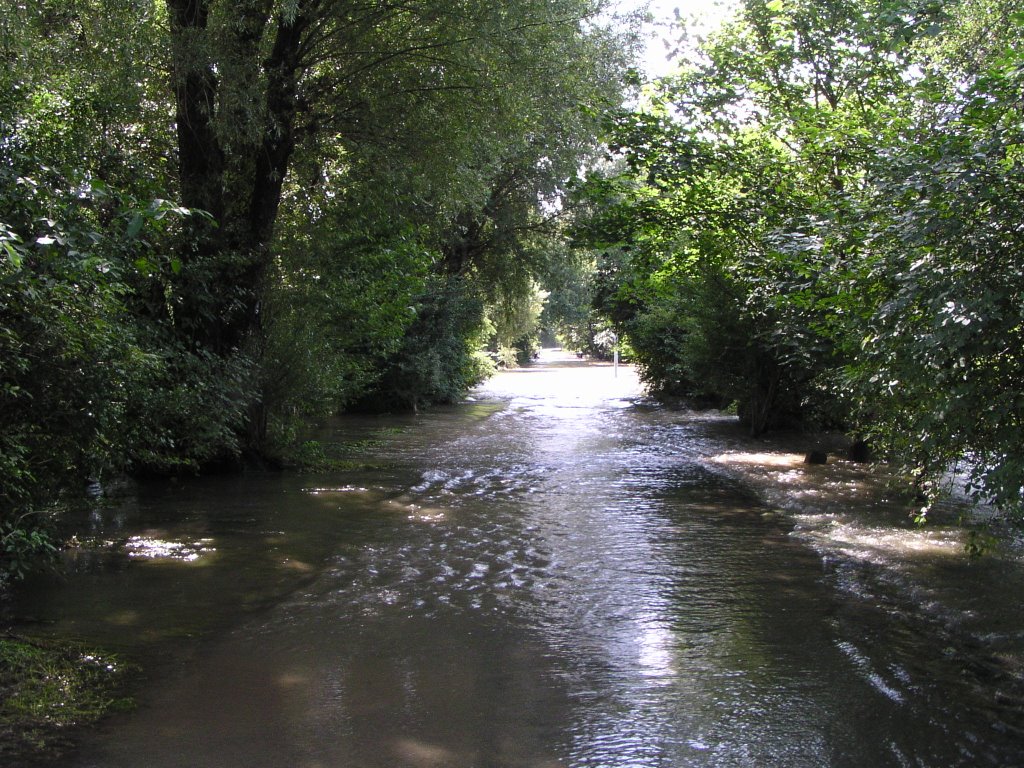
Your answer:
0,636 -> 133,763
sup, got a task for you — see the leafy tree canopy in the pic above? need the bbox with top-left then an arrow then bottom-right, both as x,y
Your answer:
0,0 -> 639,577
573,0 -> 1024,514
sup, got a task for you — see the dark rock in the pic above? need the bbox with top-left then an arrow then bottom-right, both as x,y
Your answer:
848,440 -> 871,463
804,450 -> 829,465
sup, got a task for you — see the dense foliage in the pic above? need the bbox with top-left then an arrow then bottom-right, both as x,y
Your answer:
573,0 -> 1024,514
0,0 -> 637,580
5,0 -> 1021,584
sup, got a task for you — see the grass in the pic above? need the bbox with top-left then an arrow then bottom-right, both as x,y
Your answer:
0,634 -> 134,764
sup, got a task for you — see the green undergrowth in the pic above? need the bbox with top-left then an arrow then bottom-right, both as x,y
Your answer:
0,635 -> 135,764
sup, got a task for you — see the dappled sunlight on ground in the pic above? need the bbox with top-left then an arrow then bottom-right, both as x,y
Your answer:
280,558 -> 316,573
305,485 -> 370,495
386,737 -> 567,768
817,520 -> 966,560
390,737 -> 461,766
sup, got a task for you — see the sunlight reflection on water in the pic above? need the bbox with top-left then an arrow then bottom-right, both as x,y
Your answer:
123,535 -> 216,562
27,349 -> 1024,768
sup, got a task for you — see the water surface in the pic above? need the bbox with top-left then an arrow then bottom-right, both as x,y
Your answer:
16,351 -> 1024,767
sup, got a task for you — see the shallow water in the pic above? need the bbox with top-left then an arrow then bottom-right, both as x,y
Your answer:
14,351 -> 1024,767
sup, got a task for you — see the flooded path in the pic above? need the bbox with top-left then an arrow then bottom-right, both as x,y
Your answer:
14,351 -> 1024,767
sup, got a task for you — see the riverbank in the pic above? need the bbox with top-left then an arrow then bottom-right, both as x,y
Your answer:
701,419 -> 1010,539
704,426 -> 914,513
705,420 -> 1024,727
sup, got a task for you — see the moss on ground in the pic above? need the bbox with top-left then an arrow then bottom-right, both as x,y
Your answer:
0,634 -> 134,764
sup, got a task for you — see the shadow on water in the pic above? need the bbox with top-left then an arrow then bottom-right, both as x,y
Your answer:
10,474 -> 387,669
10,349 -> 1024,767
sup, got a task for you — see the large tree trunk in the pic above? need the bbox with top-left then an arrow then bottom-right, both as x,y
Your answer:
165,0 -> 310,453
249,12 -> 307,246
166,0 -> 224,225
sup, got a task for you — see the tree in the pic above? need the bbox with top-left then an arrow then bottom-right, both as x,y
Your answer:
575,0 -> 935,432
578,0 -> 1024,513
538,239 -> 598,351
159,0 -> 635,446
842,0 -> 1024,512
0,0 -> 638,578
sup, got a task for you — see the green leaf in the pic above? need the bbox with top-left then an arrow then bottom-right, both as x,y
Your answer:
126,213 -> 144,239
2,241 -> 23,269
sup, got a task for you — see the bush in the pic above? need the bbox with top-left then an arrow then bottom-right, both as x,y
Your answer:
361,275 -> 493,411
1,156 -> 142,577
0,515 -> 58,587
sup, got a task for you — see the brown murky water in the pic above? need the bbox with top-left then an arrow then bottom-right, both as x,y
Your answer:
13,351 -> 1024,767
